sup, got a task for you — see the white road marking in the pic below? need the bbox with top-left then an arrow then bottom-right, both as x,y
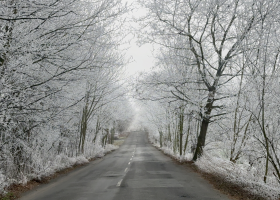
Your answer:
128,162 -> 130,165
130,158 -> 132,160
125,168 -> 128,173
117,179 -> 123,187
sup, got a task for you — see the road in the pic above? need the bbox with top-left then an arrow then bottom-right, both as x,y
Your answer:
20,131 -> 230,200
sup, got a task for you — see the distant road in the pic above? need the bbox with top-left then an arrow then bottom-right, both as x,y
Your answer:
20,131 -> 230,200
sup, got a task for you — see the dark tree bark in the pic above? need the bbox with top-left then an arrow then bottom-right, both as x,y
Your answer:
193,88 -> 215,161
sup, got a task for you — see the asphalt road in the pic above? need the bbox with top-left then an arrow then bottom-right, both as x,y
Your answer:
20,131 -> 230,200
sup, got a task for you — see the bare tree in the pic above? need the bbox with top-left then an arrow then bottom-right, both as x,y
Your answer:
0,0 -> 129,189
139,0 -> 279,160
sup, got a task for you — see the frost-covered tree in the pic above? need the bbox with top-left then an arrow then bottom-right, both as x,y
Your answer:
136,0 -> 280,192
138,0 -> 280,161
0,0 -> 131,191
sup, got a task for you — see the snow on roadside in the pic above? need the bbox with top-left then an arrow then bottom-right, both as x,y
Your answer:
87,144 -> 119,158
195,153 -> 280,200
0,172 -> 9,195
105,144 -> 119,153
0,154 -> 90,195
0,144 -> 119,195
151,141 -> 280,200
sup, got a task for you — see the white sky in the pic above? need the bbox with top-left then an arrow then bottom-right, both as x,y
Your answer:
121,0 -> 155,78
125,42 -> 155,77
119,0 -> 157,129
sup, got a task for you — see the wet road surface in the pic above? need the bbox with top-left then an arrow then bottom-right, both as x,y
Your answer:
20,131 -> 230,200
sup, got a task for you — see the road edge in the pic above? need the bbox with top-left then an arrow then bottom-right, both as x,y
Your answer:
146,134 -> 267,200
0,136 -> 129,200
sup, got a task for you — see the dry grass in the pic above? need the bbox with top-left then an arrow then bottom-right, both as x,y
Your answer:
113,139 -> 125,146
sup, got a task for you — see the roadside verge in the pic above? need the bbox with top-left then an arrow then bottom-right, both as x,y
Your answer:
0,135 -> 128,200
149,140 -> 279,200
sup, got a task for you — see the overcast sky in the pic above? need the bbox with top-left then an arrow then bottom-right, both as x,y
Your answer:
121,0 -> 156,78
125,43 -> 155,76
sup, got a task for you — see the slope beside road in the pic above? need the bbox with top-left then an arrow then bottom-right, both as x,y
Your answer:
20,131 -> 231,200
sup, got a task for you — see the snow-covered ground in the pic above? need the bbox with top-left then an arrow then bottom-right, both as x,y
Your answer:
152,142 -> 280,200
0,144 -> 119,195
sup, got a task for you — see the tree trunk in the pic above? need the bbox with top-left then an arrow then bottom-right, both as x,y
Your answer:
193,119 -> 209,161
178,109 -> 184,156
110,128 -> 115,144
183,117 -> 191,155
78,92 -> 89,154
167,124 -> 171,142
92,119 -> 100,143
159,129 -> 163,148
193,89 -> 215,161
